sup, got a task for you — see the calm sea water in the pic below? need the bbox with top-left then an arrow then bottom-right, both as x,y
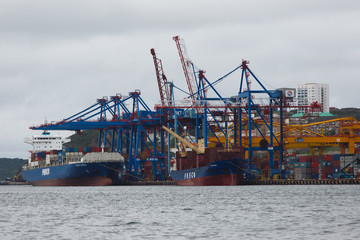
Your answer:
1,185 -> 360,240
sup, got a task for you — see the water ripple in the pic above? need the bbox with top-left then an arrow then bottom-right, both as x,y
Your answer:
1,185 -> 360,239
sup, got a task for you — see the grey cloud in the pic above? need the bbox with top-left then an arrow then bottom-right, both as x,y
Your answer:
0,0 -> 360,158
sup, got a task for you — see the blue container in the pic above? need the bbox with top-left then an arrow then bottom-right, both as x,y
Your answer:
312,173 -> 319,179
333,167 -> 340,173
333,173 -> 340,179
299,162 -> 311,168
297,162 -> 302,167
325,161 -> 332,167
333,154 -> 340,161
326,173 -> 333,179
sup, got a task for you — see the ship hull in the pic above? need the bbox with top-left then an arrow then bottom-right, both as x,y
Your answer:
22,162 -> 125,186
170,159 -> 245,186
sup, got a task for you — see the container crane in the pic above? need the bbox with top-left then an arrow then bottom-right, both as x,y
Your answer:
30,90 -> 168,180
150,48 -> 172,106
238,60 -> 283,177
173,35 -> 201,107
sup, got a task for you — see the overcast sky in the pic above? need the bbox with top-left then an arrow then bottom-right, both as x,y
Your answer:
1,0 -> 359,158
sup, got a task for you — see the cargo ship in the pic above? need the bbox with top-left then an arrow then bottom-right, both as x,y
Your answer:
163,126 -> 248,186
22,132 -> 126,186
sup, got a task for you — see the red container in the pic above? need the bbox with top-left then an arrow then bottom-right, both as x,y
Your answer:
324,155 -> 333,161
312,161 -> 319,168
78,147 -> 83,152
312,167 -> 319,173
321,173 -> 327,180
299,156 -> 310,162
333,160 -> 340,167
322,166 -> 333,174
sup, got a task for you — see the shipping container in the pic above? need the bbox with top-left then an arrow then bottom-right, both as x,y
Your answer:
295,173 -> 312,180
300,162 -> 312,168
311,173 -> 319,179
312,161 -> 319,168
333,160 -> 340,167
333,173 -> 340,179
308,156 -> 318,162
321,172 -> 326,180
312,167 -> 319,174
322,166 -> 333,174
294,167 -> 312,174
299,156 -> 310,162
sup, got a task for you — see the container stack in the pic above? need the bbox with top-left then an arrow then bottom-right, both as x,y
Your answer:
284,156 -> 297,179
339,154 -> 358,177
283,154 -> 358,180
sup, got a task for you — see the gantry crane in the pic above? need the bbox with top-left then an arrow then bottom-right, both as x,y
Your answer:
150,48 -> 172,106
173,35 -> 206,107
30,90 -> 168,180
209,116 -> 360,158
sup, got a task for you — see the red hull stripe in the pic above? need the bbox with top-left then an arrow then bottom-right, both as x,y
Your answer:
175,174 -> 241,186
31,176 -> 113,186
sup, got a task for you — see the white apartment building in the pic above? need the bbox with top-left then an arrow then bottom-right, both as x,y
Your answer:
297,83 -> 329,113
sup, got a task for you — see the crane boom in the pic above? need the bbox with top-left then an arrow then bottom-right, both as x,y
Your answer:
173,36 -> 198,106
162,126 -> 205,154
150,48 -> 170,106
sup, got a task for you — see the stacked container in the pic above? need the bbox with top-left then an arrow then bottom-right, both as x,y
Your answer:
294,161 -> 312,179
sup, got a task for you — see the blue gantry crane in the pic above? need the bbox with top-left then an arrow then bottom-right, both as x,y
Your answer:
30,36 -> 285,181
31,90 -> 168,180
162,36 -> 285,179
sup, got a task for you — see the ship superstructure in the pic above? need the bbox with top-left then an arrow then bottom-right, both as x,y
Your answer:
22,132 -> 126,186
24,131 -> 70,152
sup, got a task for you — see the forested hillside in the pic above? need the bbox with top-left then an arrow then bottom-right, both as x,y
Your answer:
0,158 -> 27,181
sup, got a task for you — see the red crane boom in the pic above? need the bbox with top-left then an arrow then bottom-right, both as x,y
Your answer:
150,48 -> 170,106
173,36 -> 198,106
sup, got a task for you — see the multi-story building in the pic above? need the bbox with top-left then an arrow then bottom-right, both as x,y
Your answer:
297,83 -> 329,113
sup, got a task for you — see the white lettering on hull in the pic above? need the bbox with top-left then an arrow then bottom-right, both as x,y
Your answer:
42,168 -> 50,176
184,172 -> 196,179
